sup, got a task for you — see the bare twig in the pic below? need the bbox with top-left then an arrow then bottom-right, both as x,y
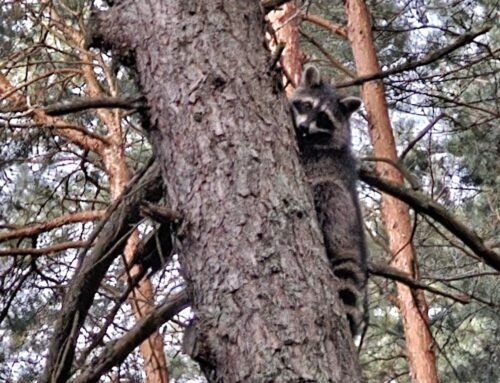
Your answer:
40,161 -> 163,383
0,240 -> 88,256
299,30 -> 356,78
399,113 -> 446,160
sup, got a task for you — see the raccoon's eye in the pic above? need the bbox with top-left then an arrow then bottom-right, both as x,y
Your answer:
293,101 -> 313,114
317,112 -> 334,131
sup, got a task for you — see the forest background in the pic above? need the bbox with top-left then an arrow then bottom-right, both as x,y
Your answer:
0,0 -> 498,382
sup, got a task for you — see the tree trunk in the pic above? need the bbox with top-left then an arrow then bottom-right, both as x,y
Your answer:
344,1 -> 439,382
89,0 -> 362,381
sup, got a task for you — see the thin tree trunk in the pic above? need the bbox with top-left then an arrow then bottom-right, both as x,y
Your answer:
266,2 -> 304,92
344,1 -> 439,382
88,0 -> 362,381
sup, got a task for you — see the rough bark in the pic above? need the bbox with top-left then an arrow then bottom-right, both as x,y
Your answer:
89,1 -> 362,381
344,1 -> 439,382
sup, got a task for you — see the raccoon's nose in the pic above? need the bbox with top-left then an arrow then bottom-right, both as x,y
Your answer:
297,124 -> 309,135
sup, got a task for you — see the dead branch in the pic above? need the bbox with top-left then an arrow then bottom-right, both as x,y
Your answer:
300,12 -> 347,38
299,30 -> 356,78
0,240 -> 88,256
399,113 -> 446,160
126,223 -> 175,277
40,160 -> 163,383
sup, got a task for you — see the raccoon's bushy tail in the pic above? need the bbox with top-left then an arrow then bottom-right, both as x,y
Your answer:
329,252 -> 367,334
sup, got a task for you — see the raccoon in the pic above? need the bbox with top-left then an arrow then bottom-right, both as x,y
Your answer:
291,65 -> 367,334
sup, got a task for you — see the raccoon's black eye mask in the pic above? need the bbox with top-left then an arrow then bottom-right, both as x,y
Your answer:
293,100 -> 313,114
316,111 -> 335,131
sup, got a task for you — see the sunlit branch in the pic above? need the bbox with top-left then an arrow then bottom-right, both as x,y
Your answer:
0,210 -> 105,243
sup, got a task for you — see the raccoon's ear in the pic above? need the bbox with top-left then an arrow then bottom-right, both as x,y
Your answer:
340,96 -> 362,116
301,65 -> 321,87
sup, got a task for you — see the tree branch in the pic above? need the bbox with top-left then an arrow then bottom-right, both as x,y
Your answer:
0,69 -> 82,103
359,168 -> 500,271
369,262 -> 471,304
74,290 -> 190,383
299,30 -> 356,78
43,97 -> 145,116
335,26 -> 491,88
361,157 -> 421,190
399,113 -> 446,160
0,210 -> 105,243
0,241 -> 88,256
140,202 -> 183,224
300,12 -> 347,38
0,74 -> 106,154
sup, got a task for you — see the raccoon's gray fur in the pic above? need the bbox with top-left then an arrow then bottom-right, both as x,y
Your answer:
291,65 -> 367,334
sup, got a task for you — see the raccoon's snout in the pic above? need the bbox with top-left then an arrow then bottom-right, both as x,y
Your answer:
297,123 -> 309,134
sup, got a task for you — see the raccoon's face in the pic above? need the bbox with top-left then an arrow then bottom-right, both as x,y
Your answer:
291,65 -> 361,150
